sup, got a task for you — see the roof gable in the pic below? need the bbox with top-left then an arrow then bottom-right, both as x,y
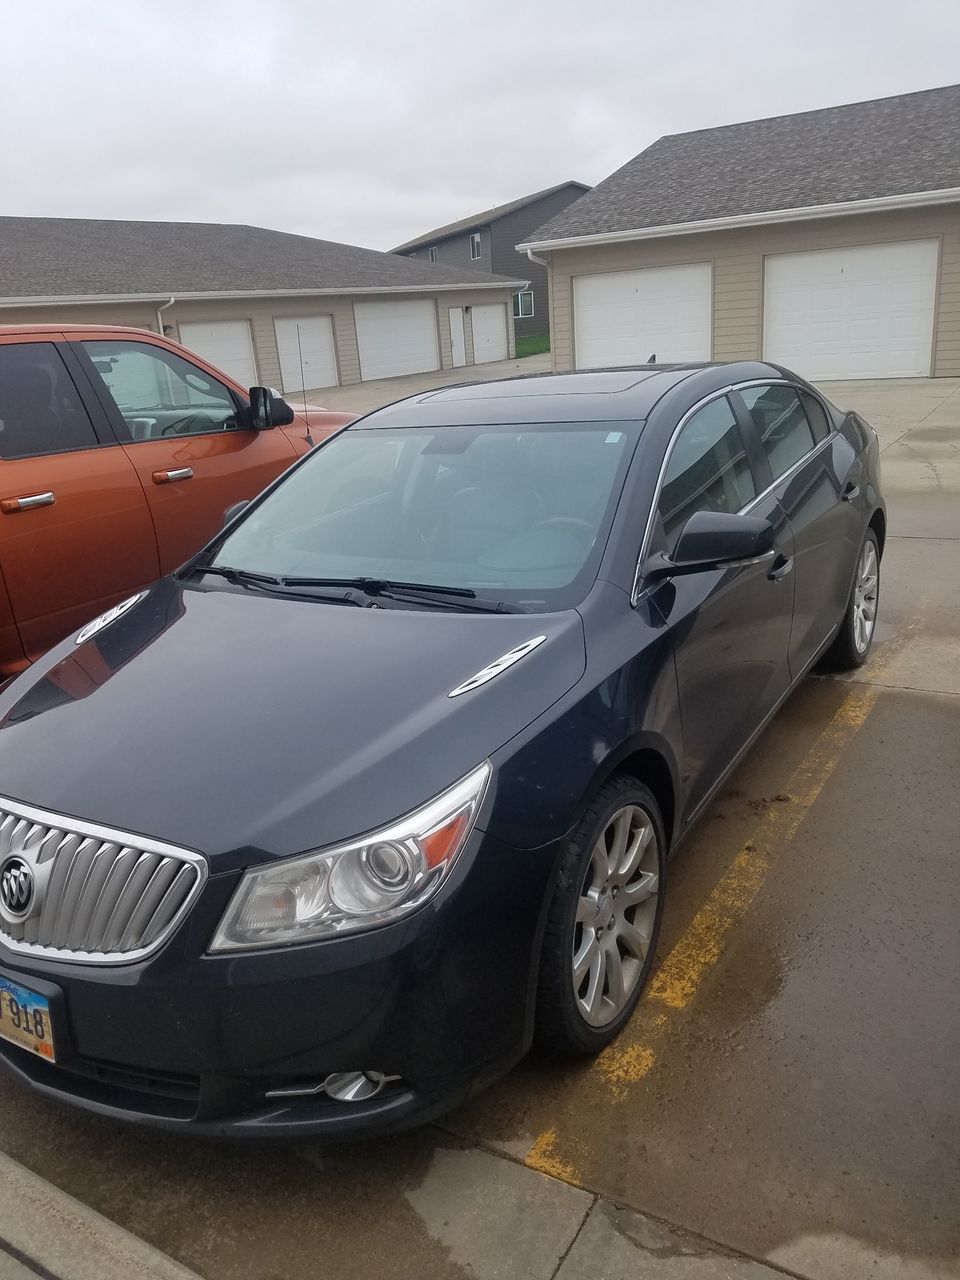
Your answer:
0,218 -> 524,301
390,181 -> 591,253
524,85 -> 960,245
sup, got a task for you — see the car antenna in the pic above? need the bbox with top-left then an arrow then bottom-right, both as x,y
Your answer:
647,352 -> 657,363
296,322 -> 316,447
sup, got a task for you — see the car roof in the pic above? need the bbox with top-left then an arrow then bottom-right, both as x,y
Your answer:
354,362 -> 795,427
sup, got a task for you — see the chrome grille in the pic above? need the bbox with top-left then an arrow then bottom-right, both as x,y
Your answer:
0,797 -> 206,964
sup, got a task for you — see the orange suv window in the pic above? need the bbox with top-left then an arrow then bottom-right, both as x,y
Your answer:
0,343 -> 100,458
81,340 -> 244,442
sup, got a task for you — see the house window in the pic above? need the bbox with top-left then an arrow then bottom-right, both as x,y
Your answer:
470,232 -> 482,260
428,246 -> 438,263
513,290 -> 535,319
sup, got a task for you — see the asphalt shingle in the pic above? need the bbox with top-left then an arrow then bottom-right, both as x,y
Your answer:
0,218 -> 524,299
523,85 -> 960,244
390,182 -> 591,253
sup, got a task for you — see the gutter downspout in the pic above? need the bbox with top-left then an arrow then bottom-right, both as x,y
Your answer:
526,248 -> 548,269
155,295 -> 175,335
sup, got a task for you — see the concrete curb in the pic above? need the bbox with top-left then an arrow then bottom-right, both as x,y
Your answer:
0,1152 -> 202,1280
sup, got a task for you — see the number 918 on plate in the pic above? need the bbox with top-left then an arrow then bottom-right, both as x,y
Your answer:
0,975 -> 55,1061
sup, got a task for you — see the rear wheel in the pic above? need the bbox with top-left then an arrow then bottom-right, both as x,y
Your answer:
536,776 -> 665,1054
824,528 -> 880,670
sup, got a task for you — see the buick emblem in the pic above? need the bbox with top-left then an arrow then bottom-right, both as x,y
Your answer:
0,857 -> 33,918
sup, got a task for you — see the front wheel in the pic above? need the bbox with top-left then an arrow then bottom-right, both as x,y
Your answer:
535,776 -> 665,1055
824,528 -> 880,670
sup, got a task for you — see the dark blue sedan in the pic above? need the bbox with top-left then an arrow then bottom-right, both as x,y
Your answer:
0,362 -> 883,1136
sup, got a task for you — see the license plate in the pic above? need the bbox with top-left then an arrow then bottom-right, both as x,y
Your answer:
0,975 -> 55,1062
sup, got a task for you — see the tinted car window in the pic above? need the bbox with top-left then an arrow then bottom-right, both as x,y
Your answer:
81,340 -> 241,441
801,391 -> 831,444
0,343 -> 100,459
658,397 -> 756,549
213,422 -> 638,612
740,384 -> 816,480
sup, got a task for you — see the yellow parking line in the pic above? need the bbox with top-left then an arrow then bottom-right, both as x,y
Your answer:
647,683 -> 877,1011
525,679 -> 882,1177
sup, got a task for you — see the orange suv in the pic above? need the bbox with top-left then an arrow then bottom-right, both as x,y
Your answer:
0,324 -> 355,678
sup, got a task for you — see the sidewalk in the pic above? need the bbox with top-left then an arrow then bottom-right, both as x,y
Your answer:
0,1152 -> 201,1280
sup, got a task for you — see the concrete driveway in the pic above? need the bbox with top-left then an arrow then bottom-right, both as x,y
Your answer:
294,350 -> 553,416
0,378 -> 957,1280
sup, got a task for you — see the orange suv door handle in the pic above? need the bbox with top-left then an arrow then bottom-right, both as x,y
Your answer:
152,467 -> 194,485
0,491 -> 56,514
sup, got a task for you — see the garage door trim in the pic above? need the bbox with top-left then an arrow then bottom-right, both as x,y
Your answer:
572,261 -> 713,370
177,319 -> 259,388
761,239 -> 940,380
354,299 -> 440,382
274,314 -> 340,393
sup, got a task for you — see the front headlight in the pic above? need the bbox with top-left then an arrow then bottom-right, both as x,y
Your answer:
209,762 -> 491,952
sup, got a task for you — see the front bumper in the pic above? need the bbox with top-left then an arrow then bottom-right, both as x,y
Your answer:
0,832 -> 557,1138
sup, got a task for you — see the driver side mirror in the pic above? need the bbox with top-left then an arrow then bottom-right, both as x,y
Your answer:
644,510 -> 775,582
249,386 -> 295,430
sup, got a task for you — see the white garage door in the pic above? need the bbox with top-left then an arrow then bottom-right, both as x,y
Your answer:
763,241 -> 939,379
275,316 -> 338,393
573,263 -> 712,369
472,303 -> 508,363
354,300 -> 439,381
177,320 -> 257,387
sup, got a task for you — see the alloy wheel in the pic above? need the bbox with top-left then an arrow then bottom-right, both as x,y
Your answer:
853,539 -> 879,654
572,804 -> 659,1027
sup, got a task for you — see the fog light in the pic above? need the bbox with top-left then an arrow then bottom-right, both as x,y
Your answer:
265,1070 -> 400,1101
323,1071 -> 393,1102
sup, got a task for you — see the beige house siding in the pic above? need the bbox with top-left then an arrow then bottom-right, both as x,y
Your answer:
546,205 -> 960,377
163,289 -> 516,389
0,302 -> 159,331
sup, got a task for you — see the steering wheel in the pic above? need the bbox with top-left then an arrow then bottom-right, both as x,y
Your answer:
531,517 -> 595,548
161,414 -> 205,437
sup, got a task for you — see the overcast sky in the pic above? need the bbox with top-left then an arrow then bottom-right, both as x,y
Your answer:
5,0 -> 958,252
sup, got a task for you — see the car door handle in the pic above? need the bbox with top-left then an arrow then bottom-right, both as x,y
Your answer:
0,491 -> 56,514
767,554 -> 793,581
152,467 -> 194,485
842,481 -> 860,502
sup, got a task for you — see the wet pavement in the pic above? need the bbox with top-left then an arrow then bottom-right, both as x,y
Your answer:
0,378 -> 957,1280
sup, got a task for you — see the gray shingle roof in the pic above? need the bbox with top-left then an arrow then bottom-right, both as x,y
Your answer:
390,182 -> 591,253
523,85 -> 960,245
0,217 -> 525,300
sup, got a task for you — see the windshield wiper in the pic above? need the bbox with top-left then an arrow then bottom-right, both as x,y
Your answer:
281,576 -> 476,597
189,564 -> 364,606
193,565 -> 284,587
280,577 -> 519,613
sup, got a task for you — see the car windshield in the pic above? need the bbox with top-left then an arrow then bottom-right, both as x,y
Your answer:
211,421 -> 639,612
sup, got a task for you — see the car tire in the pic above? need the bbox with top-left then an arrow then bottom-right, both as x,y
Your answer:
824,527 -> 881,671
535,775 -> 666,1055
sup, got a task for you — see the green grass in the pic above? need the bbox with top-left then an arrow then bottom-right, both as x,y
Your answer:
515,333 -> 551,359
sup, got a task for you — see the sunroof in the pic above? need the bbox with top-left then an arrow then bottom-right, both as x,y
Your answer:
424,370 -> 659,401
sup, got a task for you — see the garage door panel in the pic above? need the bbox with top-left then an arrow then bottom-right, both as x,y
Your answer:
354,300 -> 439,381
275,316 -> 338,393
178,320 -> 258,388
471,303 -> 508,364
574,264 -> 712,369
763,241 -> 939,379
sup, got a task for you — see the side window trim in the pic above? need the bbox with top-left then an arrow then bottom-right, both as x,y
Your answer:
56,341 -> 126,447
631,387 -> 766,604
70,339 -> 249,444
632,378 -> 838,604
729,379 -> 837,511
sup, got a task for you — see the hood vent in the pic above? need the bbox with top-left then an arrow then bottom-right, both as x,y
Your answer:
448,635 -> 548,698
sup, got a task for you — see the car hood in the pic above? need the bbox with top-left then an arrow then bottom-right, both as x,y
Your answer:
0,579 -> 585,869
